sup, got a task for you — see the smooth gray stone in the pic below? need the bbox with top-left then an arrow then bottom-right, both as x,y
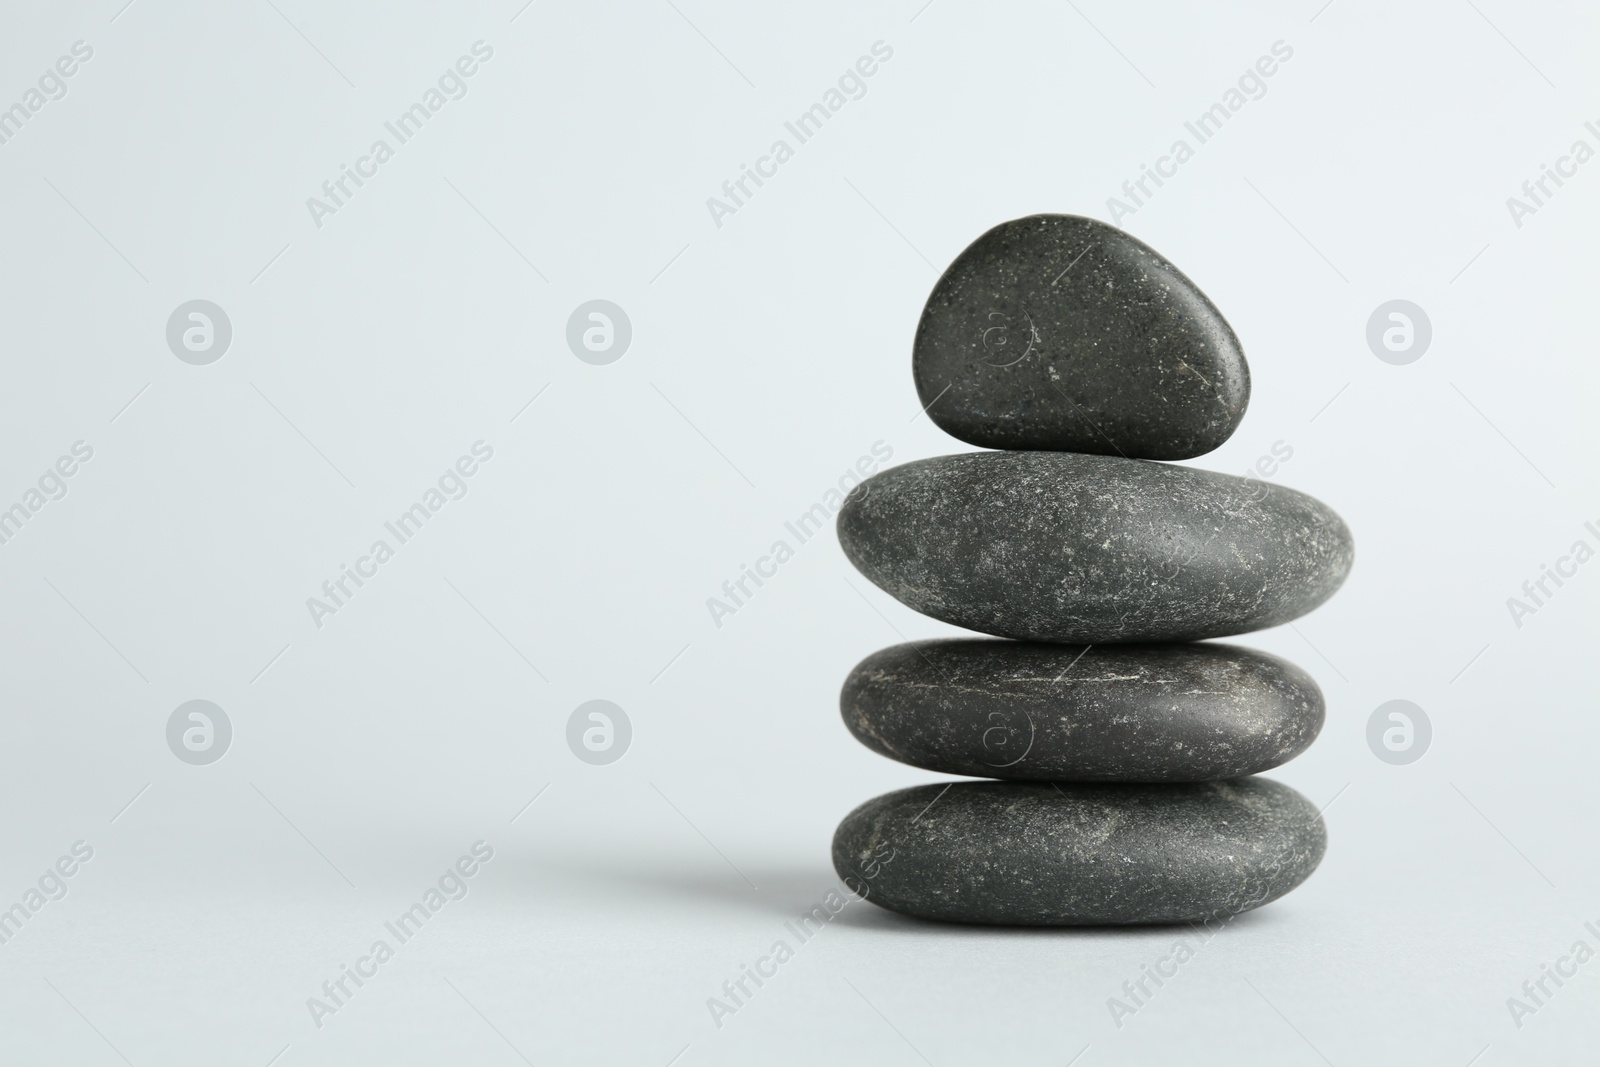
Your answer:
913,214 -> 1249,459
833,778 -> 1325,926
836,451 -> 1353,643
842,640 -> 1322,782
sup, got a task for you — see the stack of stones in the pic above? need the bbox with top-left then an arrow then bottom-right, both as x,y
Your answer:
831,215 -> 1354,925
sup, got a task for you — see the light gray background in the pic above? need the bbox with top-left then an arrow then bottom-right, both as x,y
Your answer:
1,1 -> 1596,1064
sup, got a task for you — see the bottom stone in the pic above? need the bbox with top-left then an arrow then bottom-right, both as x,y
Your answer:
832,778 -> 1324,925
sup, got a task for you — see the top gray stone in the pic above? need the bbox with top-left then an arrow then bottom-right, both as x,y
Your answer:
914,214 -> 1249,459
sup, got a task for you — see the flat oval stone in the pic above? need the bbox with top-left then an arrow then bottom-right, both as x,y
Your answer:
842,640 -> 1322,781
836,451 -> 1353,642
914,214 -> 1249,459
833,778 -> 1325,925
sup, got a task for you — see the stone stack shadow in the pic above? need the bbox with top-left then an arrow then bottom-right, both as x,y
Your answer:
831,214 -> 1354,926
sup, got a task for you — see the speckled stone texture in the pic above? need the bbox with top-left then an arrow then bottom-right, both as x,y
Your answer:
842,640 -> 1323,782
833,778 -> 1325,925
836,451 -> 1352,643
913,214 -> 1249,459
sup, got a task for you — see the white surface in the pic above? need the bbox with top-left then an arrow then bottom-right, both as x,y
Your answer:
0,1 -> 1596,1064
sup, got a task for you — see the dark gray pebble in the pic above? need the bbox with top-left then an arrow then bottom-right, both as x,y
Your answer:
914,214 -> 1249,459
833,778 -> 1325,925
842,640 -> 1323,781
837,451 -> 1352,643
